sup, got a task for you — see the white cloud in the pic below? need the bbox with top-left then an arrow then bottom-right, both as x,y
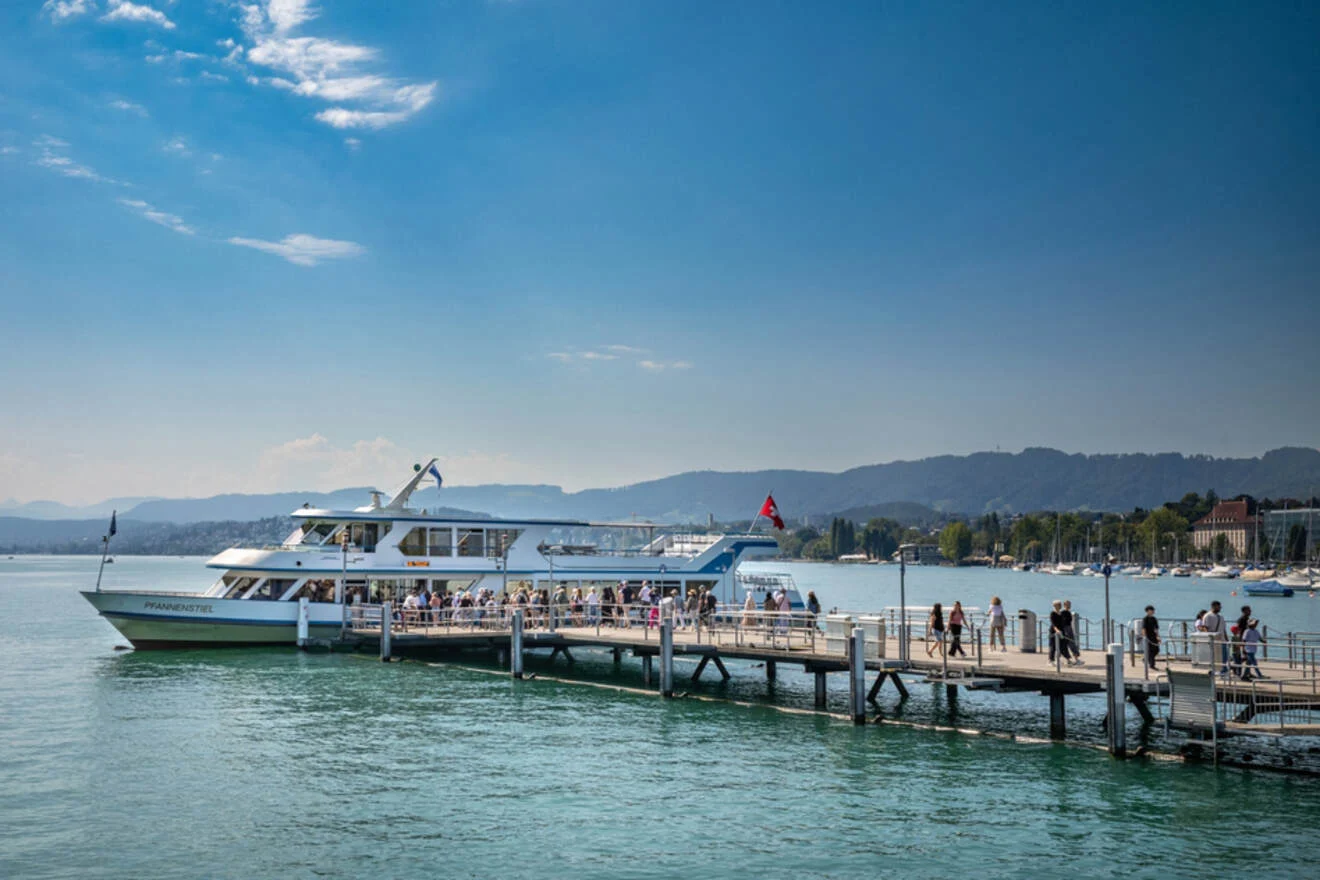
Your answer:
239,1 -> 437,131
314,107 -> 410,130
0,146 -> 18,155
227,233 -> 365,266
33,141 -> 119,184
102,1 -> 176,30
200,71 -> 230,83
639,360 -> 693,372
344,137 -> 361,151
266,0 -> 318,33
118,197 -> 194,235
604,344 -> 646,354
162,136 -> 190,156
42,0 -> 92,22
109,98 -> 148,115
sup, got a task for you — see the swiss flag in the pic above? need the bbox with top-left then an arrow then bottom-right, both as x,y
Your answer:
759,494 -> 785,530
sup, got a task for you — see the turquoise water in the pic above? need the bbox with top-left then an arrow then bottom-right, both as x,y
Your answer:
4,556 -> 1320,879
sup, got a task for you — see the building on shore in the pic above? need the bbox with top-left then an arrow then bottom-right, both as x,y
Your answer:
1192,500 -> 1253,558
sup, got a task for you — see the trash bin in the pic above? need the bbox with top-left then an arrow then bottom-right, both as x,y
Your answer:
1018,609 -> 1037,653
858,615 -> 885,659
1190,632 -> 1214,666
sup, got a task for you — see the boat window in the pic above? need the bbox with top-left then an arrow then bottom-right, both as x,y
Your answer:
301,522 -> 337,545
457,529 -> 484,557
223,576 -> 256,598
398,527 -> 428,557
484,528 -> 523,558
348,522 -> 388,552
429,528 -> 453,557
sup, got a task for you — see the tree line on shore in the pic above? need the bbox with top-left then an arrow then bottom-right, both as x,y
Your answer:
775,491 -> 1319,565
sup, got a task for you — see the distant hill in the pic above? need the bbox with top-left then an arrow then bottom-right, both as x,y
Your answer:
0,496 -> 162,520
5,447 -> 1318,530
820,501 -> 944,527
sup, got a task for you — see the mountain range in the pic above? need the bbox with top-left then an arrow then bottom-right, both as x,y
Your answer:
5,447 -> 1318,526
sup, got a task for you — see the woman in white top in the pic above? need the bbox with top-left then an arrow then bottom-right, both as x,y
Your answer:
986,596 -> 1007,651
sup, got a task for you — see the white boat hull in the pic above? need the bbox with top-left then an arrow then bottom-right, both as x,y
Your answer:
82,590 -> 345,649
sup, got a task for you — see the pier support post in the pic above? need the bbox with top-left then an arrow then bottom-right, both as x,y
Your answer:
890,672 -> 910,700
765,660 -> 777,681
1049,692 -> 1066,739
612,647 -> 622,666
692,656 -> 710,682
660,619 -> 674,697
642,654 -> 653,686
1107,642 -> 1126,758
296,596 -> 310,648
380,601 -> 392,662
511,609 -> 524,679
815,671 -> 828,709
712,656 -> 731,681
850,627 -> 866,725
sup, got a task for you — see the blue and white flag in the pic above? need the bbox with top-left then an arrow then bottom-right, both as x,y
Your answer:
428,464 -> 443,490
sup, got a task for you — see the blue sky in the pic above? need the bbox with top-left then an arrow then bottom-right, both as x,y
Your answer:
1,1 -> 1317,504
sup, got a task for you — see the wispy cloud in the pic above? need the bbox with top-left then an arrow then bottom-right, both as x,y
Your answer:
118,198 -> 194,235
108,98 -> 148,115
199,71 -> 230,83
42,0 -> 92,23
546,346 -> 685,370
0,146 -> 19,156
227,233 -> 365,266
239,1 -> 437,131
639,360 -> 693,372
33,137 -> 119,184
344,137 -> 361,151
102,1 -> 175,30
162,136 -> 190,156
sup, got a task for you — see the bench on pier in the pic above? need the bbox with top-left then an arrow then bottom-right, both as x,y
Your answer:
1166,669 -> 1227,741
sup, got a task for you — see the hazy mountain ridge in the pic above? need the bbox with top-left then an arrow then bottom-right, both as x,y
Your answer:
5,447 -> 1318,528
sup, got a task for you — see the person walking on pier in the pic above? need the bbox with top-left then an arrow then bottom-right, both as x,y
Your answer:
1203,601 -> 1228,674
1242,618 -> 1265,680
1141,606 -> 1161,672
926,603 -> 946,659
1231,605 -> 1253,679
948,601 -> 968,657
1049,601 -> 1071,665
1062,600 -> 1081,665
986,596 -> 1007,651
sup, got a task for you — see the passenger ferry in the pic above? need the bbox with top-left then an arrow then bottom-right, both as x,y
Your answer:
81,460 -> 779,649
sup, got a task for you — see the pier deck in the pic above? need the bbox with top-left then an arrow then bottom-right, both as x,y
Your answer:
313,601 -> 1320,748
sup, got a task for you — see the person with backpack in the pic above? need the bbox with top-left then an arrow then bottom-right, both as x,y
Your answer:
1242,618 -> 1265,680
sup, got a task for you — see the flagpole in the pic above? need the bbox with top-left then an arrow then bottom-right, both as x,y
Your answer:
95,510 -> 116,593
747,488 -> 773,534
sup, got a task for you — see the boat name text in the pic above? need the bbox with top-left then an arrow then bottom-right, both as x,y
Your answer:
143,601 -> 215,614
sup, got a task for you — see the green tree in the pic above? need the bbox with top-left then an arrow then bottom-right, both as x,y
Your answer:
1137,506 -> 1190,564
939,521 -> 973,564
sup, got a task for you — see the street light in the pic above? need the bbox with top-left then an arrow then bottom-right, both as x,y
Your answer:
898,543 -> 914,664
1103,555 -> 1114,645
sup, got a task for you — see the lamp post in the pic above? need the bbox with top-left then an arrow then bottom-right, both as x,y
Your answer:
1103,556 -> 1113,645
898,543 -> 913,664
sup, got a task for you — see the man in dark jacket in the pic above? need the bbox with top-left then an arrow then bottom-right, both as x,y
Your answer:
1141,605 -> 1161,671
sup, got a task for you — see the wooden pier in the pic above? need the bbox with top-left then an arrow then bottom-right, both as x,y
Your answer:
318,602 -> 1320,752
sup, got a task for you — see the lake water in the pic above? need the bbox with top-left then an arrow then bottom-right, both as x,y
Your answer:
4,555 -> 1320,879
